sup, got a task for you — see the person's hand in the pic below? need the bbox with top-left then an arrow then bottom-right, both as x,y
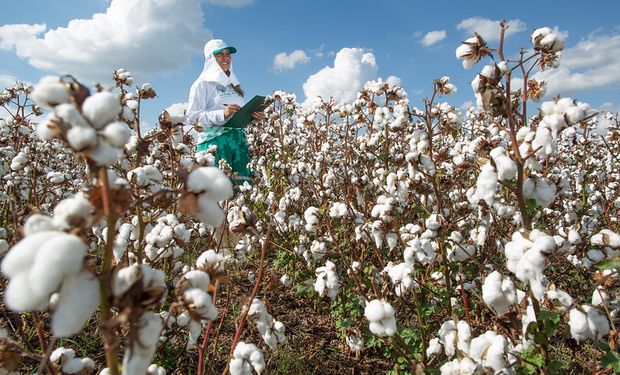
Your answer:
224,104 -> 241,119
251,111 -> 264,121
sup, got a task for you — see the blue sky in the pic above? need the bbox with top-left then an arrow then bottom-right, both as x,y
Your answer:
1,0 -> 620,126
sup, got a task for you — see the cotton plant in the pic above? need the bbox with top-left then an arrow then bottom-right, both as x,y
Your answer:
247,298 -> 287,349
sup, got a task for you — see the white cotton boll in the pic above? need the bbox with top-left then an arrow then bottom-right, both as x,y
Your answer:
66,126 -> 97,151
89,139 -> 122,166
474,163 -> 498,205
196,194 -> 225,228
181,270 -> 211,291
426,337 -> 443,357
147,364 -> 167,375
480,64 -> 498,79
82,92 -> 121,129
123,313 -> 163,375
490,147 -> 516,180
55,103 -> 90,129
5,272 -> 50,311
329,202 -> 348,218
569,305 -> 610,342
31,76 -> 70,108
28,233 -> 87,298
196,249 -> 225,272
591,229 -> 620,248
440,357 -> 479,375
187,167 -> 233,201
23,214 -> 55,236
52,192 -> 95,230
592,286 -> 609,306
184,288 -> 218,321
102,121 -> 132,148
364,299 -> 385,322
482,271 -> 517,315
52,270 -> 100,337
1,230 -> 57,278
546,289 -> 574,310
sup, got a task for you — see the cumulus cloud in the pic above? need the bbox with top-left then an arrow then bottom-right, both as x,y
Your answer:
421,30 -> 447,46
515,32 -> 620,98
273,50 -> 310,73
302,47 -> 378,106
456,17 -> 526,42
0,0 -> 212,84
204,0 -> 254,7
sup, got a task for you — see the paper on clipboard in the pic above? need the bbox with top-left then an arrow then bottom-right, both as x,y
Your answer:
223,95 -> 268,128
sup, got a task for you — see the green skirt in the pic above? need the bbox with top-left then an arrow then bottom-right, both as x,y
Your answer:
197,129 -> 252,186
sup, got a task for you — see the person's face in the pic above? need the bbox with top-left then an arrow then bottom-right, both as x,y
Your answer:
214,49 -> 232,72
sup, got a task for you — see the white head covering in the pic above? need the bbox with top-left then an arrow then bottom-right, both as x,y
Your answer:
199,39 -> 240,86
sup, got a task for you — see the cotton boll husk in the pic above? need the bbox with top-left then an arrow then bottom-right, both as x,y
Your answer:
187,167 -> 233,201
2,231 -> 59,278
196,195 -> 225,227
28,233 -> 87,298
66,126 -> 97,151
23,214 -> 55,236
82,91 -> 121,129
52,270 -> 100,337
102,121 -> 132,148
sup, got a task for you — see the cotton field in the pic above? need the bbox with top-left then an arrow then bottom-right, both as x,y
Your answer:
1,23 -> 619,374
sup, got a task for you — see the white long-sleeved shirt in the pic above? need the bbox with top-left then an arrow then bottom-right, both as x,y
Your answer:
187,40 -> 246,144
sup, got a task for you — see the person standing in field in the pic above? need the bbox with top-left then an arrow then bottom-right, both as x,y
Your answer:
187,39 -> 262,186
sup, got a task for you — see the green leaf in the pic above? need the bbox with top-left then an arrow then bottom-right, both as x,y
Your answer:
601,350 -> 620,372
597,257 -> 620,272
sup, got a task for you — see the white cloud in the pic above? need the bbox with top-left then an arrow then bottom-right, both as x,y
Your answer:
273,50 -> 310,73
421,30 -> 447,46
0,0 -> 212,84
456,17 -> 526,42
302,47 -> 378,106
525,32 -> 620,98
204,0 -> 254,7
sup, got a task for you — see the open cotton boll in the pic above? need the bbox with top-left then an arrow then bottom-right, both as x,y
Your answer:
489,147 -> 516,180
52,192 -> 95,230
123,313 -> 163,375
482,271 -> 517,315
546,289 -> 574,310
23,214 -> 55,236
52,270 -> 100,337
147,364 -> 167,375
82,91 -> 121,129
473,162 -> 498,205
66,126 -> 97,151
364,299 -> 397,336
179,270 -> 211,291
196,194 -> 226,228
1,230 -> 59,278
469,331 -> 509,372
88,139 -> 122,166
187,167 -> 233,201
5,272 -> 50,311
184,288 -> 218,321
569,305 -> 610,342
54,103 -> 90,129
440,357 -> 479,375
314,260 -> 340,299
102,121 -> 132,148
591,229 -> 620,248
196,249 -> 226,272
28,233 -> 87,297
230,341 -> 265,375
31,76 -> 70,108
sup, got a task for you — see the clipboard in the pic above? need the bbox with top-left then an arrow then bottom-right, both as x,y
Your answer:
224,95 -> 268,128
